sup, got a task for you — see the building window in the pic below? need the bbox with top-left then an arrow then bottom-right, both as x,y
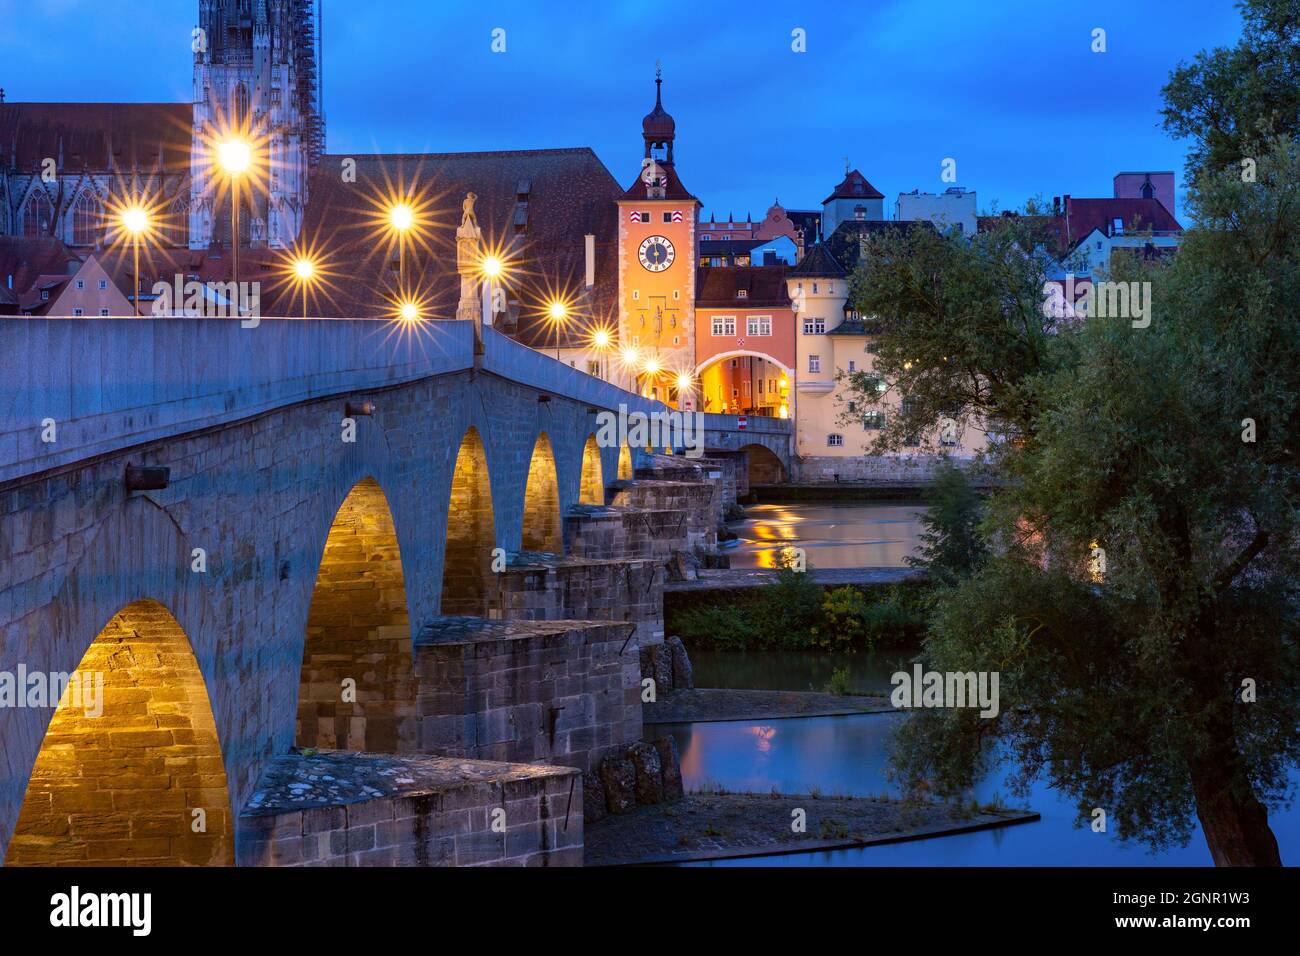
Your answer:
587,360 -> 600,376
743,381 -> 751,396
71,191 -> 102,246
747,315 -> 771,336
98,279 -> 108,291
75,280 -> 85,290
803,318 -> 825,334
72,308 -> 83,317
711,316 -> 736,336
632,290 -> 640,300
827,434 -> 844,447
736,289 -> 748,299
21,190 -> 54,237
99,308 -> 109,316
673,289 -> 680,300
638,211 -> 649,223
847,360 -> 856,372
863,410 -> 885,430
813,282 -> 819,294
662,212 -> 673,223
40,290 -> 50,301
809,355 -> 821,373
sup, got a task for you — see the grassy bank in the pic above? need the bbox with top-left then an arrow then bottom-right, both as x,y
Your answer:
665,566 -> 929,653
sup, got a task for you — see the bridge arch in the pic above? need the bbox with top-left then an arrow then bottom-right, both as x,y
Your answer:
522,432 -> 562,553
579,434 -> 604,505
297,477 -> 415,753
617,443 -> 634,480
6,599 -> 234,866
696,350 -> 792,417
743,442 -> 788,484
441,426 -> 496,615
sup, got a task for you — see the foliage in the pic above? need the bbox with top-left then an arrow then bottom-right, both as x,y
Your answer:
827,665 -> 852,697
882,135 -> 1300,863
906,462 -> 988,586
1162,0 -> 1300,180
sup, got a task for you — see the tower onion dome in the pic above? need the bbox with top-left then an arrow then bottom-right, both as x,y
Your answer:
642,69 -> 675,154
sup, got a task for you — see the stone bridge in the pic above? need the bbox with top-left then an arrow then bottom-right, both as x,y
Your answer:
0,317 -> 789,867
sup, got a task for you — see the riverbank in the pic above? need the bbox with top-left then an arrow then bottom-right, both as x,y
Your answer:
585,792 -> 1040,866
644,687 -> 892,723
664,566 -> 923,594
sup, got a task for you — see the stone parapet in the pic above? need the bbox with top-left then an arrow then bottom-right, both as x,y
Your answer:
238,751 -> 581,867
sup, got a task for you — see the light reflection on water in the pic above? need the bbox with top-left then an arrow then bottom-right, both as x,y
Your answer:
728,501 -> 926,569
650,714 -> 1300,867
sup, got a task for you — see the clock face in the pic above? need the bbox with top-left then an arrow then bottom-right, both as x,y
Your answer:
638,235 -> 676,272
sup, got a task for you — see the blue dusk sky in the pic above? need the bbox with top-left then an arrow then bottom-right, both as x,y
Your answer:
0,0 -> 1245,221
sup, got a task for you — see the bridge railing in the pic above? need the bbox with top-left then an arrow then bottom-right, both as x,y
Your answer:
0,317 -> 475,485
0,317 -> 787,486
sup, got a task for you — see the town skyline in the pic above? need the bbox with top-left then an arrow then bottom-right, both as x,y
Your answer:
1,0 -> 1245,219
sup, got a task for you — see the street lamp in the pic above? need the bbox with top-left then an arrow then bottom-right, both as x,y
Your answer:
293,257 -> 315,319
389,202 -> 414,289
547,300 -> 568,361
399,300 -> 419,323
120,207 -> 149,317
218,138 -> 253,319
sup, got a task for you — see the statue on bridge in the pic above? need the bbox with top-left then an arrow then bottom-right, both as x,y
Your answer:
456,192 -> 484,326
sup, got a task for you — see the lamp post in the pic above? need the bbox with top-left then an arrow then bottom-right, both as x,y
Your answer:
591,328 -> 611,381
480,254 -> 502,329
120,207 -> 149,317
293,257 -> 315,319
218,138 -> 252,318
547,300 -> 568,361
390,202 -> 414,290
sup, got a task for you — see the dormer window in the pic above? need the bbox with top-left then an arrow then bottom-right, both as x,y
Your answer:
1112,218 -> 1124,236
736,289 -> 748,299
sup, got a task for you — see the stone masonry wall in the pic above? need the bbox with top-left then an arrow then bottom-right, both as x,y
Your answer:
414,619 -> 633,773
238,752 -> 581,867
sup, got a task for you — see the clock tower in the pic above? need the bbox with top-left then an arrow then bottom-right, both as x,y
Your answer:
617,69 -> 698,405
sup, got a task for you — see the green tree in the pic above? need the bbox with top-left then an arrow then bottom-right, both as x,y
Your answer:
873,2 -> 1300,863
906,461 -> 988,587
1162,0 -> 1300,180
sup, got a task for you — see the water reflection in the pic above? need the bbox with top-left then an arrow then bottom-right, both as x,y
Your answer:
730,502 -> 926,569
650,715 -> 1300,866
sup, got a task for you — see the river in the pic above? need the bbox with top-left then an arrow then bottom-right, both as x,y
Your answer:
657,499 -> 1300,866
725,501 -> 926,569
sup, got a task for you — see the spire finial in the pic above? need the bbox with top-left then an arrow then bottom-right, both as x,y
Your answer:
655,60 -> 663,105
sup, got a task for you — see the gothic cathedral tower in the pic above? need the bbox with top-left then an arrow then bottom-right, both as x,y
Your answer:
190,0 -> 324,249
617,70 -> 698,407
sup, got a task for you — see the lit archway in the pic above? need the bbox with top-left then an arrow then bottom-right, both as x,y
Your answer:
297,477 -> 415,753
579,434 -> 604,505
6,599 -> 233,866
522,432 -> 562,553
696,351 -> 792,417
441,427 -> 496,615
617,443 -> 633,480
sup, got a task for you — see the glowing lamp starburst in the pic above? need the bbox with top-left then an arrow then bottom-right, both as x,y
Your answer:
217,139 -> 253,175
294,258 -> 315,281
121,207 -> 149,236
389,203 -> 415,232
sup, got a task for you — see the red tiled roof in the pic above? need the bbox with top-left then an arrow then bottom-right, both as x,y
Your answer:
1062,197 -> 1182,244
0,236 -> 82,303
696,265 -> 791,309
0,102 -> 192,172
821,169 -> 884,205
621,161 -> 696,203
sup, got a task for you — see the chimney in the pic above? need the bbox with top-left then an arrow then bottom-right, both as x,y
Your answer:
1052,196 -> 1061,216
584,234 -> 595,289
